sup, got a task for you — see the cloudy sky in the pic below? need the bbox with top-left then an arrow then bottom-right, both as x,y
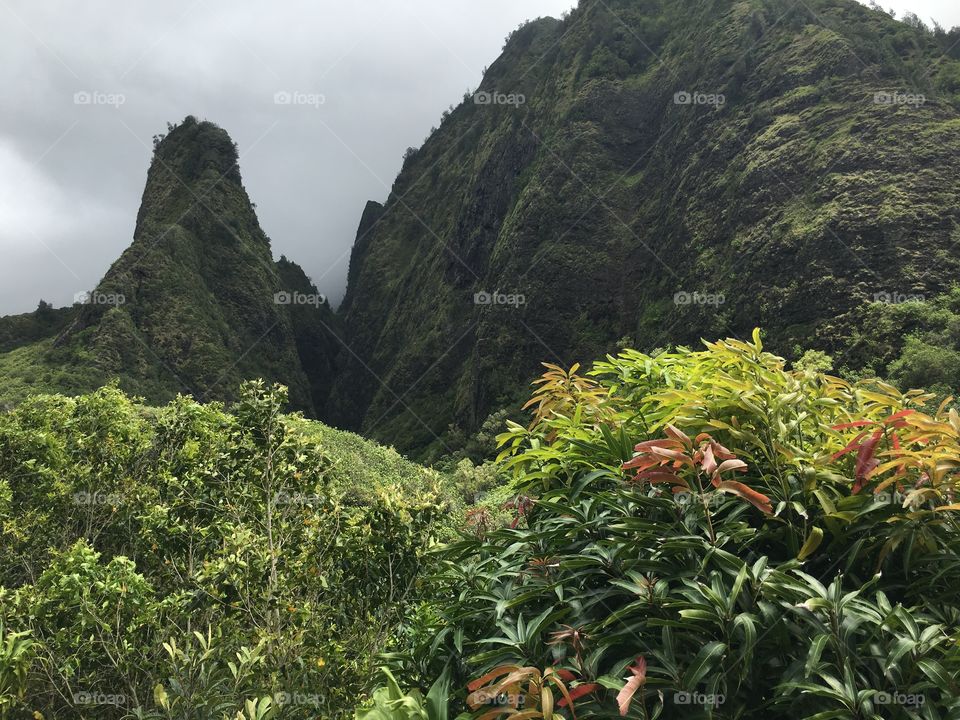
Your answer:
1,0 -> 958,315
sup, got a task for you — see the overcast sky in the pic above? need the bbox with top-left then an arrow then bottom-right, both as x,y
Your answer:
1,0 -> 958,316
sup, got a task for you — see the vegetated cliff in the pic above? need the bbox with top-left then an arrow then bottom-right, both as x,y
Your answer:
0,117 -> 340,413
328,0 -> 960,456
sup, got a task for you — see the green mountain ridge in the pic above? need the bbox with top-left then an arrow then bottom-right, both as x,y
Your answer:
2,0 -> 960,458
329,0 -> 960,455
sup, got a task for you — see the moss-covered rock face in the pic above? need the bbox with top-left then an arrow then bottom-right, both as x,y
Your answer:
1,117 -> 340,413
329,0 -> 960,455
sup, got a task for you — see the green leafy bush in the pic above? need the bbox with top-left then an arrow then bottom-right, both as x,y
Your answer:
0,382 -> 446,718
405,332 -> 960,718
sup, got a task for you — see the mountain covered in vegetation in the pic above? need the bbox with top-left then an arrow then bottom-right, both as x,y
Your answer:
330,0 -> 960,455
0,117 -> 340,415
2,0 -> 960,455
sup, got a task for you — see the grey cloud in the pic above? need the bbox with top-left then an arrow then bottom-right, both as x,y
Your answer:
0,0 -> 576,314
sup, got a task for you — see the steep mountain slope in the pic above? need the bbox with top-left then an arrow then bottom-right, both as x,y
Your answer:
329,0 -> 960,455
0,117 -> 340,413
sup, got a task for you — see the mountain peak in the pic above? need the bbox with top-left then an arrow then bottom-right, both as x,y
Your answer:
151,115 -> 241,186
37,117 -> 341,413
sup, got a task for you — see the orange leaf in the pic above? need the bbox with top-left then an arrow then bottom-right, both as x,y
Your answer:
664,424 -> 692,449
558,683 -> 601,708
714,481 -> 773,514
700,444 -> 717,475
468,666 -> 522,692
617,657 -> 647,716
716,459 -> 747,474
649,446 -> 693,464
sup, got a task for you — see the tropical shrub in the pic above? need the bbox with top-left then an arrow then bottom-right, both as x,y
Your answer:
354,667 -> 455,720
406,331 -> 960,718
0,382 -> 445,718
0,610 -> 34,719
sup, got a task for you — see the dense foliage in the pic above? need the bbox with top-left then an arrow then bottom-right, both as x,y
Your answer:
390,331 -> 960,718
0,382 -> 450,718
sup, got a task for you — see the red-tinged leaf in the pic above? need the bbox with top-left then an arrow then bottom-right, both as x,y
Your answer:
831,431 -> 867,461
468,666 -> 520,692
622,456 -> 660,472
633,439 -> 686,453
855,430 -> 883,482
649,446 -> 693,464
709,440 -> 736,460
664,424 -> 692,449
715,481 -> 774,514
553,669 -> 576,682
700,444 -> 717,475
715,459 -> 748,474
558,683 -> 601,707
883,409 -> 915,425
636,471 -> 688,487
617,657 -> 647,716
